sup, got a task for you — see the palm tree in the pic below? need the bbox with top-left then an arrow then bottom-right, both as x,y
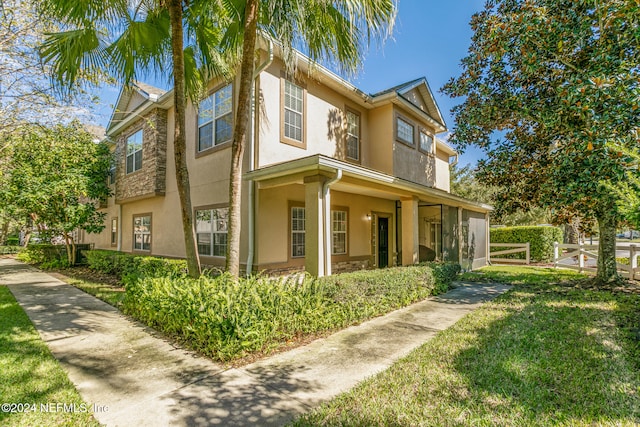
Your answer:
224,0 -> 397,277
39,0 -> 231,277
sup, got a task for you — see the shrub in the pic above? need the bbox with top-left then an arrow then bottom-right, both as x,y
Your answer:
17,244 -> 68,267
0,246 -> 21,255
6,237 -> 19,246
490,226 -> 563,262
85,250 -> 188,286
122,264 -> 461,362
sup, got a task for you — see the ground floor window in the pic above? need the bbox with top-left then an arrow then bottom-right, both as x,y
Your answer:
196,207 -> 228,257
331,210 -> 347,255
291,206 -> 305,258
133,214 -> 151,251
111,218 -> 118,246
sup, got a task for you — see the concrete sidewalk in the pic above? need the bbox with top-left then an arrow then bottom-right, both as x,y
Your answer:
1,258 -> 510,426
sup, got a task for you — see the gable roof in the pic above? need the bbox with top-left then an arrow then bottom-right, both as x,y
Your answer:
106,82 -> 170,136
369,77 -> 447,131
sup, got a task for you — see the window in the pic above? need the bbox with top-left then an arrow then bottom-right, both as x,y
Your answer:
108,155 -> 116,184
196,207 -> 228,257
346,110 -> 360,160
419,131 -> 434,154
111,218 -> 118,246
396,117 -> 414,146
126,130 -> 143,174
133,215 -> 151,251
198,84 -> 233,152
331,210 -> 347,255
291,207 -> 305,258
283,79 -> 304,144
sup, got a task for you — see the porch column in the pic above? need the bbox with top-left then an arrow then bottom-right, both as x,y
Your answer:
304,175 -> 327,276
401,196 -> 419,265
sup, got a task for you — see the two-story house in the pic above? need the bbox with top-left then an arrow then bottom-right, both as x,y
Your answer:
86,42 -> 492,276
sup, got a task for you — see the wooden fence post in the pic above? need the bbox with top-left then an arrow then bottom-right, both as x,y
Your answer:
578,242 -> 585,273
525,242 -> 530,265
631,244 -> 638,279
554,242 -> 559,268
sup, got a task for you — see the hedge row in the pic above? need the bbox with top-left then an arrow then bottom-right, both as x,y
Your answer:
490,226 -> 563,262
0,246 -> 21,255
123,264 -> 460,362
85,250 -> 188,286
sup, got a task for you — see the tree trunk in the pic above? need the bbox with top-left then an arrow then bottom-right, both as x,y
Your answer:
596,211 -> 618,283
564,217 -> 580,245
226,0 -> 259,278
0,220 -> 8,246
168,0 -> 201,278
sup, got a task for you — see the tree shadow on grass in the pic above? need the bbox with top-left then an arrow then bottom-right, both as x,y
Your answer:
450,288 -> 640,425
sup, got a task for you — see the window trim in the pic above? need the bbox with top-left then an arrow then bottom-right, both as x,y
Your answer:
110,217 -> 118,247
126,129 -> 144,175
344,108 -> 361,162
290,204 -> 306,259
280,74 -> 307,149
331,208 -> 349,256
418,128 -> 435,155
132,213 -> 152,253
194,204 -> 229,259
395,114 -> 416,148
196,83 -> 234,156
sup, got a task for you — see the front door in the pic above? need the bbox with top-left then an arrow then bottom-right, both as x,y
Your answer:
378,217 -> 389,268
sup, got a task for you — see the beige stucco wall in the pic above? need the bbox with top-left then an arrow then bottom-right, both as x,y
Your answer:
257,60 -> 372,168
435,149 -> 451,192
367,104 -> 394,175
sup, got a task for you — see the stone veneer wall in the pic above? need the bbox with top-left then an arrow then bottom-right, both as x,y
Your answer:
115,108 -> 168,202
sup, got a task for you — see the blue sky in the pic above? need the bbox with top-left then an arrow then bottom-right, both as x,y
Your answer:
94,1 -> 486,166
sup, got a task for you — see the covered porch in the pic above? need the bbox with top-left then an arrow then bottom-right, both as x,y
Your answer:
245,155 -> 492,276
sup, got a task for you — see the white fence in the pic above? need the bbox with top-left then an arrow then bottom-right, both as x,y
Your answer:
490,243 -> 530,265
553,242 -> 639,279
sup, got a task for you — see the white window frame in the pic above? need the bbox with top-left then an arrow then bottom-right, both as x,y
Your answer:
197,84 -> 233,152
126,129 -> 143,174
419,130 -> 434,154
291,206 -> 306,258
282,79 -> 305,145
396,117 -> 415,146
195,207 -> 229,257
346,110 -> 360,161
331,210 -> 347,255
133,214 -> 151,252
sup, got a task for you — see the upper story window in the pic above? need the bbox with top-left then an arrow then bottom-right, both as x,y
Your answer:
126,130 -> 143,174
346,110 -> 360,161
196,207 -> 228,257
282,79 -> 305,146
419,131 -> 434,154
396,117 -> 415,146
198,84 -> 233,152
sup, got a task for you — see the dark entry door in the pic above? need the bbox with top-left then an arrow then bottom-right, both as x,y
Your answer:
378,217 -> 389,268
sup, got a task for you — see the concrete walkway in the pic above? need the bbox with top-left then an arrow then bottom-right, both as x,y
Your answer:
1,258 -> 510,426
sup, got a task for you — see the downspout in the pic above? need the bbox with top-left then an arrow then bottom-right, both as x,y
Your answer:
322,169 -> 343,276
246,40 -> 274,277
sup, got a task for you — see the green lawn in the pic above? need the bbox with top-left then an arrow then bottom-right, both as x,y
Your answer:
0,286 -> 99,427
293,266 -> 640,426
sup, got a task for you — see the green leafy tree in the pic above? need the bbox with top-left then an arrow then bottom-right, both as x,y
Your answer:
0,123 -> 111,265
443,0 -> 640,283
612,147 -> 640,228
222,0 -> 396,276
39,0 -> 231,277
0,0 -> 104,136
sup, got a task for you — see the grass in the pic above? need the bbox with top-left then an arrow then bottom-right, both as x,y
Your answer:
0,286 -> 99,427
54,274 -> 125,308
293,266 -> 640,426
